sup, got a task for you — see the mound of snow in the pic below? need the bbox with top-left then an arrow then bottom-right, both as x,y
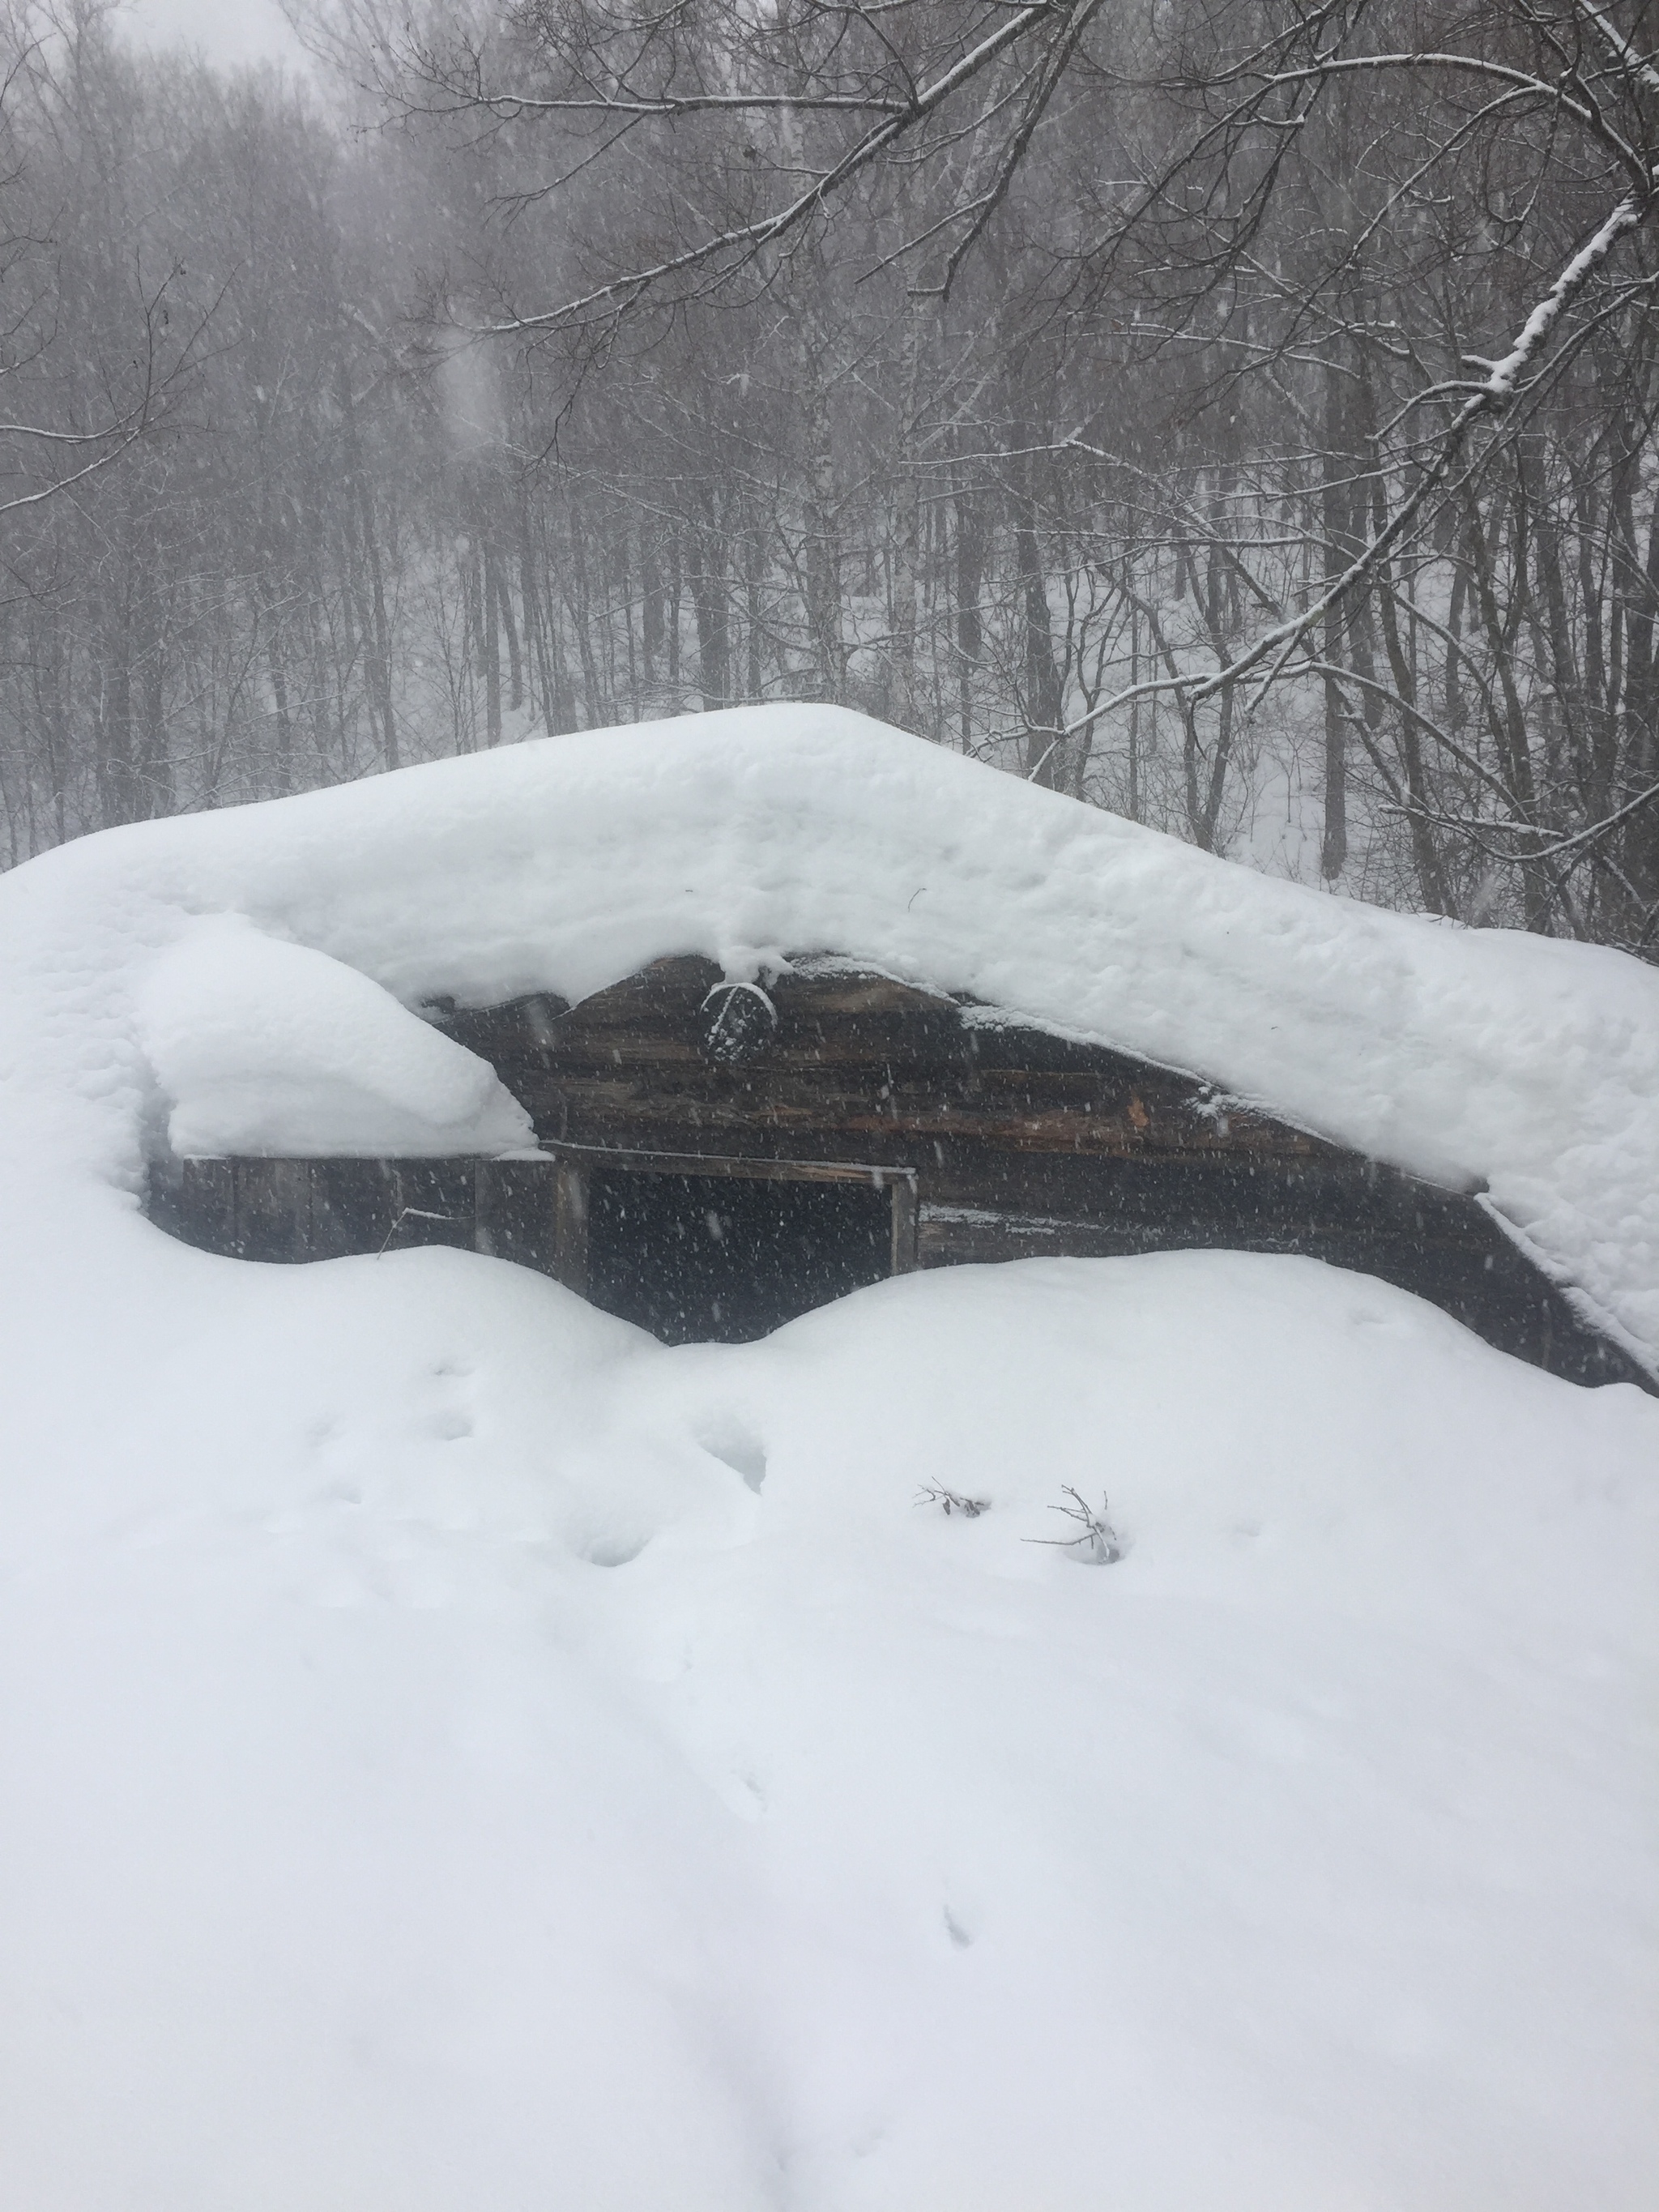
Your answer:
0,1249 -> 1653,2209
135,915 -> 531,1157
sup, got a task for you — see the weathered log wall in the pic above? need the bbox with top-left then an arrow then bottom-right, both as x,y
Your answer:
151,955 -> 1646,1383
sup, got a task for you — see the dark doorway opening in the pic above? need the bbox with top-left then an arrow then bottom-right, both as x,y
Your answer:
584,1168 -> 893,1343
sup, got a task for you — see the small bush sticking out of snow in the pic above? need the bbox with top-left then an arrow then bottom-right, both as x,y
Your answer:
1026,1486 -> 1124,1564
916,1481 -> 989,1518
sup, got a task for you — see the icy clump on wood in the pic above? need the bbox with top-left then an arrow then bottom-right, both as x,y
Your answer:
135,915 -> 532,1158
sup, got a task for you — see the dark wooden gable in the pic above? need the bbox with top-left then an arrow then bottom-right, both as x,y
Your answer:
434,954 -> 1320,1168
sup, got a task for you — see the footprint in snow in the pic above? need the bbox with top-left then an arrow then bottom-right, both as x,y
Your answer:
695,1418 -> 768,1492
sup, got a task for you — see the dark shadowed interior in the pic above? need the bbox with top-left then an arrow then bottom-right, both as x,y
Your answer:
584,1168 -> 891,1343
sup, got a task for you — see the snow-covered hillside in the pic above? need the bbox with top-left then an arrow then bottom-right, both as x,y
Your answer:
1,708 -> 1656,2208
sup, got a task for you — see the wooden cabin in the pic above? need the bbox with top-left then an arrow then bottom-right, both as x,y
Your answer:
151,954 -> 1644,1386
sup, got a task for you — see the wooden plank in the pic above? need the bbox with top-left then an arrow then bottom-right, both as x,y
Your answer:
553,1160 -> 589,1295
235,1158 -> 311,1262
500,1071 -> 1319,1164
474,1159 -> 561,1274
774,970 -> 958,1018
175,1158 -> 235,1253
545,1139 -> 916,1188
473,1161 -> 498,1259
889,1176 -> 919,1274
310,1159 -> 394,1257
486,1028 -> 1324,1151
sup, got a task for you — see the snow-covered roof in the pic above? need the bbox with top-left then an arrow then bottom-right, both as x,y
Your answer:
2,704 -> 1656,1366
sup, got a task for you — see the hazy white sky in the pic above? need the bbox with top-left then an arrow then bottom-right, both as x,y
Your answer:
119,0 -> 309,71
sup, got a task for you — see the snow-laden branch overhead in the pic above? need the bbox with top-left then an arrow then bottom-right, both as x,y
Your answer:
1574,0 -> 1659,102
1058,191 -> 1650,745
480,3 -> 1064,335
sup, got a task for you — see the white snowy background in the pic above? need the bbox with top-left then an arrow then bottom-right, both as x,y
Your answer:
1,709 -> 1655,2208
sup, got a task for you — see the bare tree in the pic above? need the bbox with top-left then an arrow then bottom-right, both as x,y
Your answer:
5,0 -> 1657,958
337,0 -> 1659,943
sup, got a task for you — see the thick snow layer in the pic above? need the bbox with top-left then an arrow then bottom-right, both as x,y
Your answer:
135,914 -> 534,1156
0,704 -> 1653,1357
1,1245 -> 1655,2209
0,708 -> 1656,2205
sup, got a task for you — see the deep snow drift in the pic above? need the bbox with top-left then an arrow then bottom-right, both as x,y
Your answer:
2,1247 -> 1655,2210
135,912 -> 534,1159
1,708 -> 1657,2208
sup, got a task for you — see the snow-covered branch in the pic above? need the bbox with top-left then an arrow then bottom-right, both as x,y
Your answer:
1062,193 -> 1648,743
1423,777 -> 1659,864
1573,2 -> 1659,103
481,2 -> 1064,335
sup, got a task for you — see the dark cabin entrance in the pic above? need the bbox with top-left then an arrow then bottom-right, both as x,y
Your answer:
584,1162 -> 894,1343
154,1143 -> 920,1347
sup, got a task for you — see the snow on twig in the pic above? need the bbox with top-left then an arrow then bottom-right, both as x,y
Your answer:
917,1480 -> 991,1518
377,1206 -> 465,1257
1060,191 -> 1648,745
1573,2 -> 1659,103
480,3 -> 1062,335
1024,1488 -> 1123,1564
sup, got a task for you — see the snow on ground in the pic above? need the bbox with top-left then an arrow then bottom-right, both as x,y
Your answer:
1,706 -> 1657,2206
2,1241 -> 1655,2209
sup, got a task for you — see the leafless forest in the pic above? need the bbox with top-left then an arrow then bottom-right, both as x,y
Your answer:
4,0 -> 1659,950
